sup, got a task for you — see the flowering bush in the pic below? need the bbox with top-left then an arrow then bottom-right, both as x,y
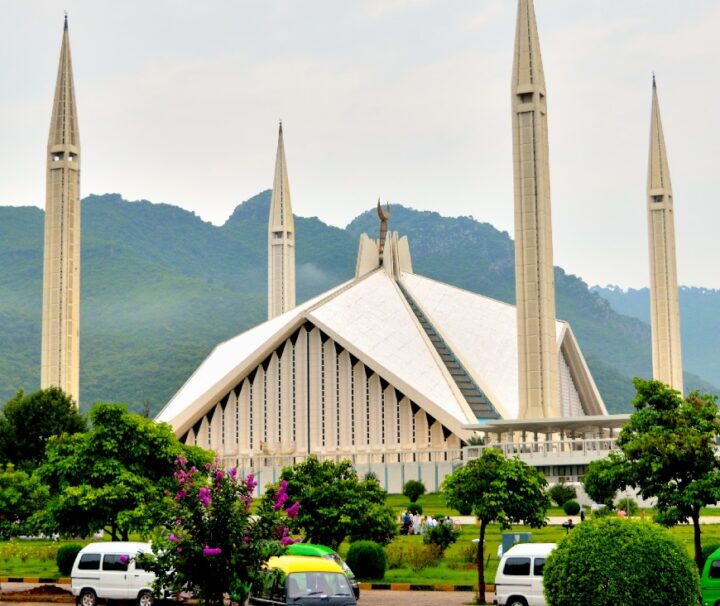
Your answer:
141,456 -> 299,606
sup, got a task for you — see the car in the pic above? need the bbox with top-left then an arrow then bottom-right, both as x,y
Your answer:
285,542 -> 360,599
493,542 -> 556,606
250,555 -> 357,606
70,541 -> 155,606
702,546 -> 720,606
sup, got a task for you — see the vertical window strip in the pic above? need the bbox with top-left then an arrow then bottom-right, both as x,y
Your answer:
365,373 -> 370,445
235,392 -> 239,444
396,397 -> 401,444
381,388 -> 385,444
263,370 -> 268,443
350,366 -> 356,446
207,414 -> 211,445
249,383 -> 254,450
292,346 -> 296,443
277,356 -> 282,443
221,405 -> 225,445
335,351 -> 340,448
321,344 -> 326,447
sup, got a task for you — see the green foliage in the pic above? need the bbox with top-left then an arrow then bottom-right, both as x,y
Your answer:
36,403 -> 211,540
616,497 -> 639,516
406,503 -> 423,515
384,543 -> 407,569
0,387 -> 86,470
562,500 -> 580,516
55,543 -> 82,576
0,465 -> 48,539
543,518 -> 699,606
141,459 -> 297,606
582,451 -> 628,508
548,481 -> 577,507
442,448 -> 550,603
345,541 -> 386,580
402,480 -> 426,503
422,520 -> 460,554
405,544 -> 442,572
262,456 -> 396,550
619,379 -> 720,569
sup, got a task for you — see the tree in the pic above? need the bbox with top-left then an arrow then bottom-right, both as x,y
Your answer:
142,457 -> 298,606
547,480 -> 576,507
609,378 -> 720,571
36,403 -> 211,540
0,387 -> 86,471
442,448 -> 549,604
261,456 -> 397,550
543,517 -> 699,606
402,480 -> 426,503
0,464 -> 49,539
581,450 -> 629,509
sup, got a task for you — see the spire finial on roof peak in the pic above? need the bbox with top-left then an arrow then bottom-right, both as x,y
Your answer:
279,119 -> 283,134
64,11 -> 68,30
652,71 -> 656,89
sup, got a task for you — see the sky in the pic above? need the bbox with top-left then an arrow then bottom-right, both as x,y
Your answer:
1,1 -> 719,290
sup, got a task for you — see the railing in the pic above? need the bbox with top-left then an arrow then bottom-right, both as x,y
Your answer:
462,438 -> 619,461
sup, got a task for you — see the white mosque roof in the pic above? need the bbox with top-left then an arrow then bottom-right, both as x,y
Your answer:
401,272 -> 566,419
158,259 -> 604,435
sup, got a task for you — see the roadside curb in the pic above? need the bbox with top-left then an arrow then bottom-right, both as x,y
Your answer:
359,582 -> 487,592
1,578 -> 71,584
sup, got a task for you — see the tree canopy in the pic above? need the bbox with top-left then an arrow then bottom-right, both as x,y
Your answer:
36,402 -> 211,540
585,378 -> 720,571
260,456 -> 396,550
442,448 -> 549,603
0,387 -> 86,471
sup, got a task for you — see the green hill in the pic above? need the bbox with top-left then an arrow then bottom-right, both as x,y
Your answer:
0,193 -> 715,415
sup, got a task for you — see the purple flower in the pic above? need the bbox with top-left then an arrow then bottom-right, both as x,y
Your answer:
203,545 -> 222,557
199,487 -> 212,508
281,535 -> 297,546
285,501 -> 300,519
229,467 -> 238,480
245,473 -> 257,491
176,547 -> 183,553
168,533 -> 179,542
205,463 -> 212,470
174,488 -> 187,501
190,466 -> 198,473
175,519 -> 182,526
216,470 -> 224,483
273,480 -> 289,511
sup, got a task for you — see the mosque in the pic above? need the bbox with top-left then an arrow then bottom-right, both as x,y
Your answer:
41,1 -> 685,491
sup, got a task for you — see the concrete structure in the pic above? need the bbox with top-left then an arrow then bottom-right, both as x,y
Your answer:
157,231 -> 606,491
647,77 -> 683,393
268,122 -> 296,320
41,16 -> 81,403
511,0 -> 559,419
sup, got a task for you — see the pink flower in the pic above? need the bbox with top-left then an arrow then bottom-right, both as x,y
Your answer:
274,480 -> 289,511
205,463 -> 212,470
168,533 -> 179,542
229,467 -> 238,480
190,466 -> 198,473
285,501 -> 300,519
203,546 -> 222,557
175,519 -> 182,525
199,487 -> 212,508
176,547 -> 183,553
174,488 -> 187,501
245,473 -> 257,491
216,470 -> 224,483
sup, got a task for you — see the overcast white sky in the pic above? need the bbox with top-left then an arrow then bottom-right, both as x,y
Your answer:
1,1 -> 718,289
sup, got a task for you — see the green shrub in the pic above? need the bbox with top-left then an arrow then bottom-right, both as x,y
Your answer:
544,518 -> 699,606
456,502 -> 472,516
548,481 -> 577,507
448,542 -> 478,569
406,503 -> 423,515
56,543 -> 82,576
384,543 -> 406,569
423,520 -> 460,554
616,497 -> 639,516
405,544 -> 441,572
563,500 -> 580,516
402,480 -> 426,503
346,541 -> 386,580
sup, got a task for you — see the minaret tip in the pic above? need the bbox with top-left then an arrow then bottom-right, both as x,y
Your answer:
64,11 -> 68,30
652,72 -> 656,89
279,120 -> 283,134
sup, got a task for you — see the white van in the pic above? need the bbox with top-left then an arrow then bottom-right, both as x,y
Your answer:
71,541 -> 156,606
494,542 -> 555,606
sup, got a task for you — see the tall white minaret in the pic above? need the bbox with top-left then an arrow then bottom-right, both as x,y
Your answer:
647,76 -> 683,393
41,15 -> 81,404
511,0 -> 559,419
267,122 -> 296,319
